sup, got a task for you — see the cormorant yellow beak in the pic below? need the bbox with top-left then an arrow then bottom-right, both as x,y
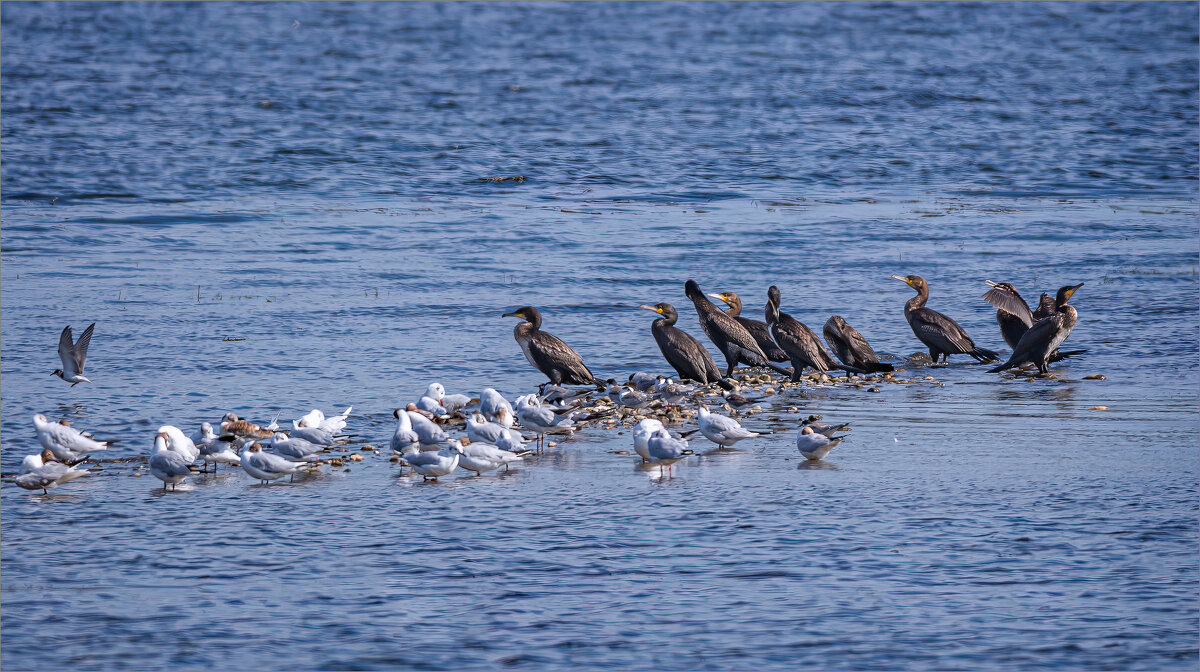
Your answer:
890,275 -> 912,286
637,305 -> 663,314
502,310 -> 522,318
705,292 -> 727,302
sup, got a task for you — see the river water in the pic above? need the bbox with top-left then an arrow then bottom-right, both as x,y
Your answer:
2,2 -> 1197,670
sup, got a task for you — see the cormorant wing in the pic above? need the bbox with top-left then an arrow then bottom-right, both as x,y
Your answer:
530,331 -> 593,383
909,309 -> 976,354
981,286 -> 1034,326
1009,313 -> 1065,363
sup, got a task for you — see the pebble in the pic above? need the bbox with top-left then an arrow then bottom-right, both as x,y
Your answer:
1090,406 -> 1108,411
389,456 -> 401,462
348,454 -> 364,462
361,445 -> 376,451
547,441 -> 557,448
328,458 -> 345,467
868,387 -> 881,393
132,473 -> 142,477
1083,374 -> 1106,380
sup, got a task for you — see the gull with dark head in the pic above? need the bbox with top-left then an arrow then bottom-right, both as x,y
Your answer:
52,323 -> 95,386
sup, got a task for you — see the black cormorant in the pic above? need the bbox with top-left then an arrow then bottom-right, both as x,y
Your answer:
764,285 -> 842,380
891,275 -> 999,364
822,315 -> 894,376
638,303 -> 722,384
502,306 -> 594,385
990,283 -> 1083,374
684,280 -> 791,378
705,291 -> 789,362
983,280 -> 1087,361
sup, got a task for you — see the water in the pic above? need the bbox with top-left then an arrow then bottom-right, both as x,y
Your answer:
2,2 -> 1197,670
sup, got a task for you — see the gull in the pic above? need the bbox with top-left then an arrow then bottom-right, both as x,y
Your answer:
406,404 -> 449,449
466,413 -> 526,452
480,388 -> 514,423
606,379 -> 653,409
295,406 -> 353,434
696,405 -> 760,448
538,384 -> 589,404
515,395 -> 574,452
159,425 -> 200,463
269,432 -> 323,463
646,429 -> 694,477
456,438 -> 525,475
290,425 -> 335,446
803,420 -> 851,438
629,372 -> 659,392
442,393 -> 472,414
632,418 -> 665,462
241,443 -> 307,483
404,442 -> 464,481
390,409 -> 420,454
192,422 -> 240,472
149,431 -> 194,491
33,414 -> 111,463
15,449 -> 90,494
797,426 -> 844,460
52,323 -> 95,386
654,376 -> 696,407
417,383 -> 448,414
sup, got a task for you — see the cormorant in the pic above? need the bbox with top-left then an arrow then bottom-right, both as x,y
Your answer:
822,316 -> 894,376
502,306 -> 594,385
684,280 -> 791,378
638,303 -> 721,384
990,283 -> 1083,374
982,280 -> 1087,361
705,291 -> 789,362
764,285 -> 842,380
891,275 -> 999,364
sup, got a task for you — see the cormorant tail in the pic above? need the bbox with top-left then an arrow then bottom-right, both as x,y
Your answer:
971,347 -> 1000,362
1049,349 -> 1087,363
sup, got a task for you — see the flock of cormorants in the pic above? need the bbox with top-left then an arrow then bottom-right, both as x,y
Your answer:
506,276 -> 1085,388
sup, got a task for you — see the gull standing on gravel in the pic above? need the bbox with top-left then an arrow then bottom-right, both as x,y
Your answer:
241,443 -> 307,483
159,425 -> 200,463
796,426 -> 844,460
406,405 -> 449,449
269,432 -> 323,463
149,432 -> 194,491
654,376 -> 695,407
15,449 -> 90,494
606,379 -> 653,409
52,323 -> 95,386
33,414 -> 111,463
696,405 -> 760,448
192,422 -> 240,472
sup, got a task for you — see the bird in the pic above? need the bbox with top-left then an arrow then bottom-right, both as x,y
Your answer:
479,388 -> 514,424
220,413 -> 274,439
32,414 -> 110,463
241,442 -> 307,483
891,275 -> 999,364
796,426 -> 844,460
764,285 -> 842,379
466,413 -> 525,452
158,425 -> 199,463
684,280 -> 791,378
456,438 -> 525,475
515,395 -> 574,452
822,316 -> 894,376
289,425 -> 335,446
390,409 -> 420,454
646,429 -> 694,477
268,432 -> 323,463
696,405 -> 760,448
406,405 -> 449,449
638,303 -> 722,384
803,420 -> 851,438
538,384 -> 589,405
295,407 -> 352,435
654,376 -> 696,407
629,371 -> 660,392
990,283 -> 1084,374
502,306 -> 594,385
52,323 -> 95,386
606,379 -> 654,409
15,449 -> 89,494
982,281 -> 1087,362
149,431 -> 194,491
405,443 -> 464,481
417,383 -> 449,415
632,418 -> 666,462
706,291 -> 790,362
192,423 -> 240,472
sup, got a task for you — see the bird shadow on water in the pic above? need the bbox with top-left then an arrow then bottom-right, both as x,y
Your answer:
148,484 -> 196,497
798,460 -> 838,471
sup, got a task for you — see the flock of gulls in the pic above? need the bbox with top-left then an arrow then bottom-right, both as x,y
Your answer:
12,275 -> 1086,494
